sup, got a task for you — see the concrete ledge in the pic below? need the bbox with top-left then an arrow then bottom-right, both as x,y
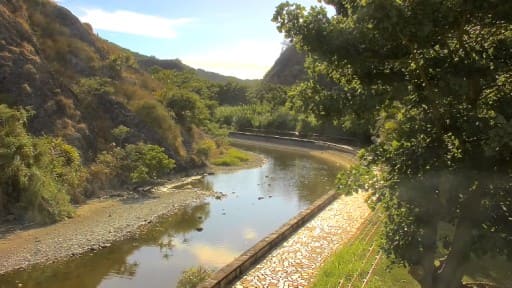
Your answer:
198,190 -> 340,288
228,131 -> 358,156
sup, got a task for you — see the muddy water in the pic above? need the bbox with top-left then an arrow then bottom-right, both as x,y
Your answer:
0,143 -> 343,288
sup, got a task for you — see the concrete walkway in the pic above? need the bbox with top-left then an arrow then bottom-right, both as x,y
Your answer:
233,192 -> 371,288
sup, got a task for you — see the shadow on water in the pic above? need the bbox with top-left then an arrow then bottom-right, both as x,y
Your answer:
0,143 -> 343,288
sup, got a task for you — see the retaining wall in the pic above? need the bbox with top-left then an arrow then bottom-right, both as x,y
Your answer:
198,191 -> 340,288
228,131 -> 358,156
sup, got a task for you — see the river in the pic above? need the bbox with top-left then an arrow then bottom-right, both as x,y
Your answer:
0,143 -> 344,288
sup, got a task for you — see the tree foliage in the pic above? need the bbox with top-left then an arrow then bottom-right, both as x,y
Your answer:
214,81 -> 250,106
0,105 -> 86,223
152,69 -> 217,126
274,1 -> 512,287
89,143 -> 176,188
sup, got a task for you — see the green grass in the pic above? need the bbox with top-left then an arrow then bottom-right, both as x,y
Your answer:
311,212 -> 419,288
312,211 -> 512,288
211,148 -> 251,166
463,255 -> 512,288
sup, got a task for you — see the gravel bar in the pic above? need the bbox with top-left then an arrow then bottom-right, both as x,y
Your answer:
0,176 -> 217,274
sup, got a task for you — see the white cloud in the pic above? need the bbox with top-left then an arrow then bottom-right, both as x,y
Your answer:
242,227 -> 258,240
182,40 -> 283,80
79,9 -> 194,39
173,242 -> 238,267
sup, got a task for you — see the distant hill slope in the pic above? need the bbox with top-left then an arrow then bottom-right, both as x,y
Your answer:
134,53 -> 259,85
263,45 -> 306,86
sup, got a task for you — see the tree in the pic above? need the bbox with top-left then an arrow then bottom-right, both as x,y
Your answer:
273,1 -> 512,288
111,125 -> 131,146
152,69 -> 217,126
248,82 -> 288,107
0,105 -> 86,223
214,81 -> 250,106
163,89 -> 210,125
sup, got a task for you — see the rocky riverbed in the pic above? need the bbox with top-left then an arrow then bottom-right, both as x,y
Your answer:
0,176 -> 220,275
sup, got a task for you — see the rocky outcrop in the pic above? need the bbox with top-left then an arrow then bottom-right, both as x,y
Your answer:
263,45 -> 306,86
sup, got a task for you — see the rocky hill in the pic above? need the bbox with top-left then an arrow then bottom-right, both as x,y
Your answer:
263,45 -> 306,86
0,0 -> 216,168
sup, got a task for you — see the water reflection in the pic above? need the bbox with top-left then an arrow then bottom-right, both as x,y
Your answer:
0,143 -> 342,288
0,203 -> 211,288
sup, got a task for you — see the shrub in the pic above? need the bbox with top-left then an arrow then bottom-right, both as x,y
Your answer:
88,143 -> 176,188
133,100 -> 186,157
123,143 -> 176,184
0,105 -> 86,223
211,148 -> 250,166
176,266 -> 212,288
111,125 -> 131,146
194,139 -> 216,160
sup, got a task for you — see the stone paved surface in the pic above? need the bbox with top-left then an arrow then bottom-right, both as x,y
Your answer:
233,193 -> 370,288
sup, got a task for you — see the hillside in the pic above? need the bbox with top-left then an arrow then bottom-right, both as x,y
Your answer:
1,0 -> 241,223
134,53 -> 259,86
0,0 -> 214,166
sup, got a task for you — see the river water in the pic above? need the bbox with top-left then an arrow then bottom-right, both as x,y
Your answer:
0,143 -> 343,288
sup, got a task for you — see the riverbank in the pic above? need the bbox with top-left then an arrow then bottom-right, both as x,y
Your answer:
0,136 -> 355,277
230,136 -> 357,168
0,176 -> 219,275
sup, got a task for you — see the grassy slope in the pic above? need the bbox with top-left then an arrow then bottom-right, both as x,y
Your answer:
311,211 -> 419,288
312,210 -> 512,288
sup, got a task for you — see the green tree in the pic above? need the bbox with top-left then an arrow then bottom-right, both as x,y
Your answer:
89,143 -> 176,187
111,125 -> 131,146
152,69 -> 217,126
0,105 -> 86,223
163,90 -> 210,125
248,82 -> 288,107
214,81 -> 250,105
274,1 -> 512,288
123,143 -> 176,184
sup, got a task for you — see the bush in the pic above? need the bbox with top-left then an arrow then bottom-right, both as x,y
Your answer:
88,143 -> 176,189
133,100 -> 186,157
211,148 -> 250,166
176,266 -> 212,288
0,105 -> 86,223
194,139 -> 216,160
214,104 -> 301,131
123,143 -> 176,184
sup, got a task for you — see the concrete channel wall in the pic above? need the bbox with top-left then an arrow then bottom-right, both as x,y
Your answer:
228,131 -> 359,156
198,133 -> 358,288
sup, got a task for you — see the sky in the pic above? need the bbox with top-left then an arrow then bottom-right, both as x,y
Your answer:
53,0 -> 332,79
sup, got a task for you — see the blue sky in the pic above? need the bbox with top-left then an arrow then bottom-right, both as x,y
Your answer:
54,0 -> 332,79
